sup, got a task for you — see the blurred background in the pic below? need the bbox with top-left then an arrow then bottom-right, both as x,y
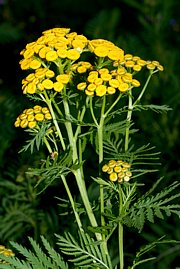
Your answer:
0,0 -> 179,268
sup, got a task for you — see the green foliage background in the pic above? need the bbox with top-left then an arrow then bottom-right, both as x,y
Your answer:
0,0 -> 179,268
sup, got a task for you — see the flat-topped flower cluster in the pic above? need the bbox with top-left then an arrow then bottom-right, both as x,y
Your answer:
19,27 -> 163,97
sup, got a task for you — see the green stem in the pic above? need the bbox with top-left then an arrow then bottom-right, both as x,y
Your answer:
43,137 -> 53,153
133,71 -> 153,106
125,90 -> 133,152
43,91 -> 66,151
98,96 -> 106,231
89,97 -> 99,126
61,175 -> 83,231
104,93 -> 122,117
51,96 -> 63,117
118,185 -> 124,269
62,96 -> 102,241
44,136 -> 83,231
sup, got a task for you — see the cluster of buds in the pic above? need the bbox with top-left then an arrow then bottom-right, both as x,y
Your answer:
0,245 -> 14,264
14,105 -> 52,129
102,160 -> 132,183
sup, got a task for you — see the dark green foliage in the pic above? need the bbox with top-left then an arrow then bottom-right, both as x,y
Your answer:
56,231 -> 111,268
0,0 -> 180,268
124,181 -> 180,232
0,236 -> 68,269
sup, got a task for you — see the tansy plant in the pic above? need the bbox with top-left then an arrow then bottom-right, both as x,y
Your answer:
2,27 -> 180,269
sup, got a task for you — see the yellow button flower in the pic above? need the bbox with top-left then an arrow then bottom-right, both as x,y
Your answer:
27,115 -> 35,121
125,60 -> 135,68
77,66 -> 87,73
42,107 -> 50,114
45,50 -> 58,61
87,83 -> 96,92
124,54 -> 133,60
39,47 -> 50,58
118,83 -> 129,92
96,85 -> 106,97
98,68 -> 109,75
23,49 -> 34,59
108,48 -> 124,61
28,121 -> 37,128
85,89 -> 94,96
109,79 -> 119,88
132,79 -> 140,87
114,166 -> 122,173
107,86 -> 116,94
67,49 -> 80,60
56,74 -> 70,84
122,73 -> 132,83
87,74 -> 98,83
77,82 -> 87,91
33,105 -> 42,113
94,46 -> 109,57
137,59 -> 147,66
133,65 -> 142,72
72,40 -> 85,50
42,79 -> 54,89
157,65 -> 164,71
45,113 -> 52,120
146,63 -> 156,70
26,73 -> 35,82
26,108 -> 34,115
14,120 -> 20,127
20,119 -> 28,128
102,164 -> 109,172
19,113 -> 27,120
57,48 -> 68,58
109,172 -> 118,182
94,78 -> 103,85
37,83 -> 45,91
20,59 -> 31,70
53,81 -> 64,92
101,73 -> 112,81
29,59 -> 41,69
35,113 -> 44,121
26,82 -> 37,94
45,70 -> 55,78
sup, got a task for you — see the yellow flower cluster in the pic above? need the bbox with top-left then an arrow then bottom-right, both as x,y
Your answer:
0,245 -> 14,264
19,27 -> 164,97
20,28 -> 88,70
113,54 -> 164,72
77,67 -> 140,96
14,105 -> 52,129
71,61 -> 92,73
89,39 -> 124,62
22,67 -> 71,94
102,160 -> 132,183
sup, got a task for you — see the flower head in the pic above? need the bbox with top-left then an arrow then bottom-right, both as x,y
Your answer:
19,27 -> 164,98
0,245 -> 14,264
102,160 -> 132,183
14,105 -> 52,129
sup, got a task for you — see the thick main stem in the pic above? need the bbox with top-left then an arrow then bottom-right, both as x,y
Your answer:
98,96 -> 106,234
62,97 -> 102,241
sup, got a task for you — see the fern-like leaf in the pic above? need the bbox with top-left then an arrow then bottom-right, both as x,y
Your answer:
124,181 -> 180,231
0,237 -> 68,269
56,231 -> 111,268
19,123 -> 51,153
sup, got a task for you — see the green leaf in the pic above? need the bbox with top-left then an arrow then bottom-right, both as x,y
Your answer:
56,231 -> 111,268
